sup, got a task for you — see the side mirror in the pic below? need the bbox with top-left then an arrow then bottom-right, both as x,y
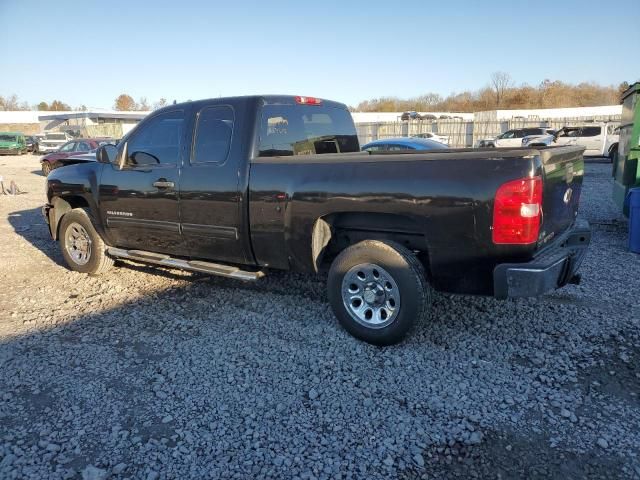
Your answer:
96,144 -> 118,164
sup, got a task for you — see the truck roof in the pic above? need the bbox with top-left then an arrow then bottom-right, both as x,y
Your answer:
160,95 -> 349,111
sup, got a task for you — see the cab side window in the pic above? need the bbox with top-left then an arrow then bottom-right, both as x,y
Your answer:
500,131 -> 515,139
364,145 -> 385,152
580,126 -> 601,137
60,142 -> 75,152
191,106 -> 234,164
125,110 -> 184,167
388,144 -> 415,151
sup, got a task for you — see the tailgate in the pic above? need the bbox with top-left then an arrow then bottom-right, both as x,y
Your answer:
538,146 -> 585,248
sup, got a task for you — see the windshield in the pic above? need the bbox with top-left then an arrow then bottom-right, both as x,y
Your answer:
45,133 -> 67,141
0,134 -> 17,142
258,104 -> 359,157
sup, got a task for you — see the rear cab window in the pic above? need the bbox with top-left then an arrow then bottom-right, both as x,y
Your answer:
258,103 -> 359,157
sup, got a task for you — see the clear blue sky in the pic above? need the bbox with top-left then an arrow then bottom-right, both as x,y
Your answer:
1,0 -> 638,109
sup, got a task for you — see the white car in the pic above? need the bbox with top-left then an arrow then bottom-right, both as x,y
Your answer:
522,123 -> 620,158
39,132 -> 73,153
412,132 -> 450,146
481,128 -> 556,148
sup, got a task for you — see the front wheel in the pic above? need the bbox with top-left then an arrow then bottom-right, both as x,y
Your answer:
59,209 -> 113,275
41,162 -> 52,176
327,240 -> 431,345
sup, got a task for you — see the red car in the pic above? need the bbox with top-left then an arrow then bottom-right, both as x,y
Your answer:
41,138 -> 114,175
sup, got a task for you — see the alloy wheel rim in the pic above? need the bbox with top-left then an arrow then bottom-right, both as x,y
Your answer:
341,263 -> 400,329
65,222 -> 92,265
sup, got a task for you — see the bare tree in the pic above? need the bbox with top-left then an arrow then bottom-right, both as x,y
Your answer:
153,98 -> 168,110
138,97 -> 150,111
0,94 -> 27,111
490,71 -> 513,107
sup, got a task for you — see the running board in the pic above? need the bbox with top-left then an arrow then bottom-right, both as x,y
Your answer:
107,247 -> 265,281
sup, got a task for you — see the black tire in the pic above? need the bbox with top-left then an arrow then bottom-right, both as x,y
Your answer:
59,208 -> 113,275
327,240 -> 431,345
609,144 -> 618,164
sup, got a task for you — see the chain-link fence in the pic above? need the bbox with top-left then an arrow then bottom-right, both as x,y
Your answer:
356,114 -> 622,148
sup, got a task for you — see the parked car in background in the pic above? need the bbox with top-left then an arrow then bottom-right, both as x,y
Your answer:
361,137 -> 449,152
480,128 -> 556,148
0,132 -> 27,155
400,111 -> 421,121
25,135 -> 39,153
521,123 -> 620,158
41,138 -> 115,175
412,132 -> 450,145
39,132 -> 73,153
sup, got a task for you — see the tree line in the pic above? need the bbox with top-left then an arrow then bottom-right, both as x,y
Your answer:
2,75 -> 634,113
0,93 -> 169,111
352,73 -> 632,113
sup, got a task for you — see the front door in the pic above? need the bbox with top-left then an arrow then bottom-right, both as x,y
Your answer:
496,130 -> 520,147
99,108 -> 187,255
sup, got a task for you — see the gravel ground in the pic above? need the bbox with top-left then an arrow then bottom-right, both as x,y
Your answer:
0,154 -> 638,479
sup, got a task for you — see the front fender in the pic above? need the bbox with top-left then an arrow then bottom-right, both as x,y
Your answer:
46,163 -> 106,239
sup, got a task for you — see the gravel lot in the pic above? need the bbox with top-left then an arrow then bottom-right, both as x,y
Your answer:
0,154 -> 638,479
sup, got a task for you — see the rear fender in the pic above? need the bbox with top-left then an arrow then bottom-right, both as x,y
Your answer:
311,212 -> 430,272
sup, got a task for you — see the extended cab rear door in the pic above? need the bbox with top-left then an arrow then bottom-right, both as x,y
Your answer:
178,102 -> 252,265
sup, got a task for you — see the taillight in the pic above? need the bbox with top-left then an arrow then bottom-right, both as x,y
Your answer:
492,176 -> 543,244
295,96 -> 322,105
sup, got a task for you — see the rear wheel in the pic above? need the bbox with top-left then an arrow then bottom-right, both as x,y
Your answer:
327,240 -> 431,345
609,144 -> 618,164
59,209 -> 113,275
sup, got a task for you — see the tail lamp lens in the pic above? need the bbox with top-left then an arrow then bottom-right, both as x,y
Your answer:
492,176 -> 543,244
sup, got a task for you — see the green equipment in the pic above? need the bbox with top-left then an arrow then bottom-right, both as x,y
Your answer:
613,82 -> 640,216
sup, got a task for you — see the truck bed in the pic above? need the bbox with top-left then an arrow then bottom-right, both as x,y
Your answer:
249,145 -> 584,295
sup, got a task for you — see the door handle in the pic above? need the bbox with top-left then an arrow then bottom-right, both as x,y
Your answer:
153,180 -> 174,188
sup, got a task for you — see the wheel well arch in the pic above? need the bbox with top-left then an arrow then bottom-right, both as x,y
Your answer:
608,142 -> 618,154
311,211 -> 431,273
50,196 -> 90,240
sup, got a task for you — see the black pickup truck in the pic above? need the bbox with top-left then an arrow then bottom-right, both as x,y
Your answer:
43,95 -> 590,345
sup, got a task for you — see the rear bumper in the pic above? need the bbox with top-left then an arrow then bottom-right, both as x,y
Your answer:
493,220 -> 591,299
